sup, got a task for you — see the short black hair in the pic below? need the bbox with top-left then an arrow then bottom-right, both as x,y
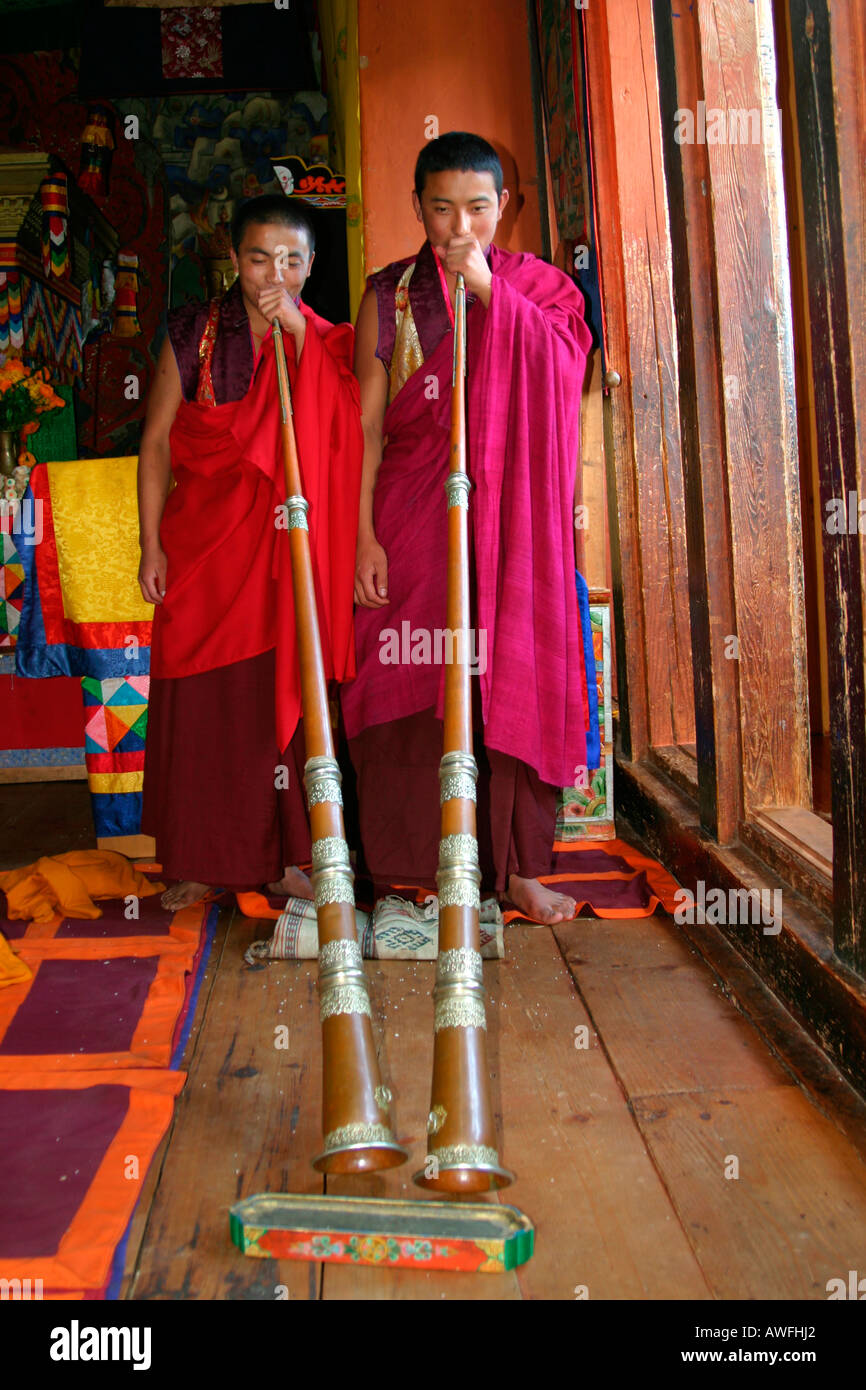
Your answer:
414,132 -> 503,199
231,195 -> 315,255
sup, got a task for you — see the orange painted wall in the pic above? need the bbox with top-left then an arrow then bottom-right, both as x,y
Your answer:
358,0 -> 544,273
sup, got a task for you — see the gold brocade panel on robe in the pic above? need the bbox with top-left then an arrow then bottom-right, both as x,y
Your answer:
388,264 -> 425,405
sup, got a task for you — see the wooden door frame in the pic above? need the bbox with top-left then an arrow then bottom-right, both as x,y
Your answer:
580,0 -> 866,1089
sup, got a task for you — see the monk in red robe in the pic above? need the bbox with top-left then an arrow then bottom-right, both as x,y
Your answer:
138,196 -> 362,910
341,133 -> 592,924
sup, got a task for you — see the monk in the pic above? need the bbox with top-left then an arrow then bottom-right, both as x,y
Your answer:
341,132 -> 593,925
138,195 -> 362,911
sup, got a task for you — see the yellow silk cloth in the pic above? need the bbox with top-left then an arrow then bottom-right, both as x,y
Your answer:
0,851 -> 165,924
0,932 -> 32,988
47,457 -> 152,624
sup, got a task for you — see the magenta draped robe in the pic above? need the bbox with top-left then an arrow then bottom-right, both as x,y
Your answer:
341,240 -> 592,789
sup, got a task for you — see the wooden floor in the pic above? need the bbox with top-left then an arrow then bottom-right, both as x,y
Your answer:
121,897 -> 866,1301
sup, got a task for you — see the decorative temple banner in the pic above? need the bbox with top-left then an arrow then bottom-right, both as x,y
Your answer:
40,173 -> 70,281
0,273 -> 24,357
82,673 -> 150,837
160,6 -> 223,80
78,104 -> 116,199
272,157 -> 346,208
534,0 -> 603,349
557,596 -> 614,841
0,534 -> 24,651
535,0 -> 587,244
0,272 -> 84,387
16,458 -> 153,838
112,253 -> 140,337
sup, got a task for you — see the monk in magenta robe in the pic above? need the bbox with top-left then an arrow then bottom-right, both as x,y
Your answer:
341,133 -> 592,924
138,197 -> 362,910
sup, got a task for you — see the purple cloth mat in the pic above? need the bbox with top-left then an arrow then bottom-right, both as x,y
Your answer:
0,956 -> 159,1055
550,848 -> 635,874
56,894 -> 173,937
542,870 -> 654,910
0,1085 -> 129,1257
0,891 -> 175,939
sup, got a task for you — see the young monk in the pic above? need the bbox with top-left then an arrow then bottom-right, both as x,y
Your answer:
138,195 -> 362,911
341,131 -> 593,925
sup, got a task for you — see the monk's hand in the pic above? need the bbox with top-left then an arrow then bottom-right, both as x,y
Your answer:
138,544 -> 167,606
257,285 -> 307,354
355,533 -> 389,608
437,235 -> 492,304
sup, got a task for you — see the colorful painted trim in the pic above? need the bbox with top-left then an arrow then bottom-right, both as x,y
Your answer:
232,1222 -> 533,1275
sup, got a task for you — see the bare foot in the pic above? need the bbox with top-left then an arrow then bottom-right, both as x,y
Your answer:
161,880 -> 211,911
266,865 -> 314,900
505,875 -> 577,925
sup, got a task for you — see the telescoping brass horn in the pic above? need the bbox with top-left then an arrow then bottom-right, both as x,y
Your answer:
271,319 -> 407,1174
413,274 -> 514,1194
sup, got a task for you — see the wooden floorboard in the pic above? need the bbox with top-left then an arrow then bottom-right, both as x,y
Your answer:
493,928 -> 709,1300
555,913 -> 866,1300
631,1084 -> 866,1299
556,917 -> 796,1097
119,900 -> 233,1298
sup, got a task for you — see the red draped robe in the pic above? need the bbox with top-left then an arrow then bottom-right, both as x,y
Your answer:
143,295 -> 362,887
340,240 -> 592,890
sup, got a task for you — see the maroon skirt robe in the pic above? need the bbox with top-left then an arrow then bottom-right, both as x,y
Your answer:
142,651 -> 310,890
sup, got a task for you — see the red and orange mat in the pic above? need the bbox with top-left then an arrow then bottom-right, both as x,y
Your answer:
0,887 -> 217,1299
501,837 -> 683,923
237,839 -> 683,927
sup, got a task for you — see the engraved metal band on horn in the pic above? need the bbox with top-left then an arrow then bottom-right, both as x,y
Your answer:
307,778 -> 343,808
436,810 -> 481,907
311,832 -> 354,909
285,494 -> 309,531
322,1123 -> 395,1151
428,1143 -> 501,1168
437,947 -> 483,983
444,472 -> 471,510
440,773 -> 476,804
304,755 -> 344,809
318,939 -> 363,972
439,750 -> 478,805
314,875 -> 355,908
434,994 -> 487,1031
318,931 -> 371,1022
311,836 -> 351,871
320,984 -> 372,1022
439,834 -> 479,867
436,876 -> 481,910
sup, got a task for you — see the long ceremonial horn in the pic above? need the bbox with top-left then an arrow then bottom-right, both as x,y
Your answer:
413,274 -> 514,1193
271,318 -> 408,1174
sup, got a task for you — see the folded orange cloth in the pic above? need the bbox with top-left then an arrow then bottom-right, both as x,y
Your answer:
0,850 -> 165,924
0,931 -> 32,987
